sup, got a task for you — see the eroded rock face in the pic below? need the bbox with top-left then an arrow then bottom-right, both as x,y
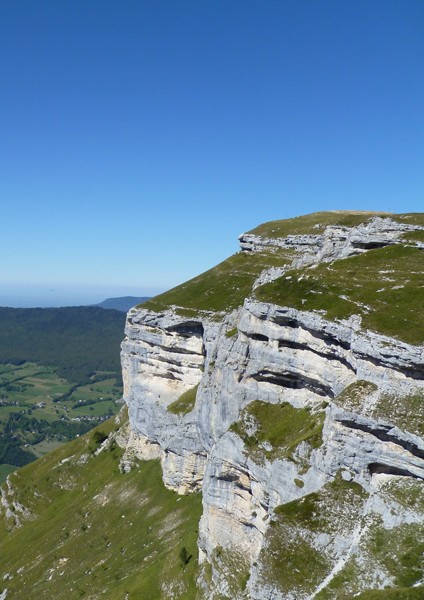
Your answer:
121,216 -> 424,599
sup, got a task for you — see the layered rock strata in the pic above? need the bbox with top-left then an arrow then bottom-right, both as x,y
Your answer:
121,215 -> 424,599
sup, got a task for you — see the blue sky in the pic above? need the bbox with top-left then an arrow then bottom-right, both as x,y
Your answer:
1,0 -> 423,306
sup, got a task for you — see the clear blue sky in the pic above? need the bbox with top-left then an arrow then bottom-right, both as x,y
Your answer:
1,0 -> 423,306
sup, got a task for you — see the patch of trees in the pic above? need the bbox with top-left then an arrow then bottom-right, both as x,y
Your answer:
4,411 -> 95,441
0,410 -> 100,468
0,435 -> 35,467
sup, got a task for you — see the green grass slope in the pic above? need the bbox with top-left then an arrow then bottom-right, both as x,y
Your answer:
142,249 -> 293,315
0,414 -> 202,600
256,243 -> 424,344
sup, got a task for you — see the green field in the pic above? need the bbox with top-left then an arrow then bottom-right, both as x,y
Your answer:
0,362 -> 123,480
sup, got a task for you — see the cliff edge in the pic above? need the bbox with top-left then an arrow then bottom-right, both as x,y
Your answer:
121,211 -> 424,599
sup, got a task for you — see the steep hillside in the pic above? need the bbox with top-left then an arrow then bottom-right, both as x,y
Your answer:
2,211 -> 424,599
0,411 -> 202,599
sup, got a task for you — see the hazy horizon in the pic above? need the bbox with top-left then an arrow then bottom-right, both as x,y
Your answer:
0,283 -> 162,308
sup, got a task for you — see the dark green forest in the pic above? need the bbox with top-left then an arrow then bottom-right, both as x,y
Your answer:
0,306 -> 126,384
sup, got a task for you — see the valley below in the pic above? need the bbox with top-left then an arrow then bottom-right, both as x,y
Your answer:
0,305 -> 127,480
0,362 -> 122,481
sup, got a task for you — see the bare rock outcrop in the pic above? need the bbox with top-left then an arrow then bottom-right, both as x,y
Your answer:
121,214 -> 424,598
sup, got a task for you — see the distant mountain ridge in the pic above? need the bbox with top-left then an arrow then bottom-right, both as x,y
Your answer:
95,296 -> 150,312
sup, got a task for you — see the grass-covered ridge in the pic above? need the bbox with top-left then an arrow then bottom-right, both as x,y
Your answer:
247,210 -> 391,239
141,249 -> 293,314
0,414 -> 202,599
392,212 -> 424,227
256,243 -> 424,344
140,212 -> 423,345
231,400 -> 325,463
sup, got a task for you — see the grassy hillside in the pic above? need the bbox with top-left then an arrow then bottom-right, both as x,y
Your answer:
0,413 -> 202,600
256,243 -> 424,344
142,249 -> 293,316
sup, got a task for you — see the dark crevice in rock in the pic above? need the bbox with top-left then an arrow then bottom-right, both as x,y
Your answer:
269,313 -> 351,351
151,371 -> 182,381
339,419 -> 424,460
304,327 -> 351,351
147,355 -> 201,372
270,315 -> 299,328
166,322 -> 204,337
353,352 -> 424,381
246,333 -> 270,342
159,345 -> 201,355
142,338 -> 204,357
368,463 -> 420,479
215,474 -> 251,492
252,369 -> 334,398
351,241 -> 392,250
277,339 -> 355,372
215,471 -> 241,483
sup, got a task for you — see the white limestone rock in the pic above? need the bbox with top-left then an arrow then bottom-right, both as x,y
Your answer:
120,215 -> 424,598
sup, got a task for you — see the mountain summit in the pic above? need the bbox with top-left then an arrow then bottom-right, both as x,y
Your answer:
2,212 -> 424,599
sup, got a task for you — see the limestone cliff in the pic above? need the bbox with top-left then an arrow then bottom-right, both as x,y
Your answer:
121,212 -> 424,599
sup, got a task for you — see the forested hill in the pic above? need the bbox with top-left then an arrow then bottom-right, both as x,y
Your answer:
0,306 -> 126,384
95,296 -> 150,311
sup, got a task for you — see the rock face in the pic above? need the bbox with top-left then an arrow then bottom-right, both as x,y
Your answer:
121,213 -> 424,599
